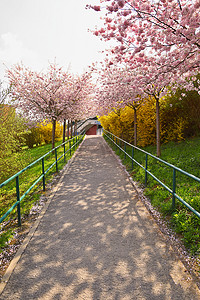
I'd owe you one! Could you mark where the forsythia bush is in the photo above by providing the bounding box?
[0,105,28,182]
[24,127,41,148]
[137,97,157,147]
[100,95,189,147]
[100,107,135,142]
[39,120,63,144]
[24,120,63,148]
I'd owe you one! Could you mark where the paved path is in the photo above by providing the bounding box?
[0,136,199,299]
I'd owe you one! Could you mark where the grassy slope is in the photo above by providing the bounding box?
[0,138,79,249]
[105,135,200,256]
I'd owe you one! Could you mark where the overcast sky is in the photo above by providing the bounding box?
[0,0,111,83]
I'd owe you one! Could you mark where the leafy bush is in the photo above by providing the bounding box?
[38,120,63,145]
[0,104,30,182]
[24,127,41,148]
[100,87,200,148]
[24,120,63,148]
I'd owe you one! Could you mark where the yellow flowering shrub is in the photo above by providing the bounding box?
[137,97,156,147]
[38,120,63,144]
[100,108,135,141]
[99,95,186,147]
[161,117,187,143]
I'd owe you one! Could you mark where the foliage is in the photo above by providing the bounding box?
[7,63,93,148]
[0,105,26,155]
[90,1,200,156]
[0,229,14,251]
[24,127,41,149]
[100,92,196,147]
[38,120,63,144]
[136,97,156,147]
[24,121,63,148]
[0,104,30,182]
[0,108,62,183]
[163,87,200,139]
[90,0,200,92]
[99,107,135,141]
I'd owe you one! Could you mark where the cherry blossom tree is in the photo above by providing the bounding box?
[7,63,93,148]
[88,0,200,82]
[87,0,200,156]
[93,63,140,145]
[61,72,94,139]
[94,54,173,156]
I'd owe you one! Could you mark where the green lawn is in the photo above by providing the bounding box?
[105,135,200,256]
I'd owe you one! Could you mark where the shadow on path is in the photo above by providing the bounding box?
[0,136,199,299]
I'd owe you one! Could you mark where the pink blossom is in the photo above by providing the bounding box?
[92,5,101,11]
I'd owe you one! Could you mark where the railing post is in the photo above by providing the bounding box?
[172,168,176,209]
[69,140,71,156]
[132,146,134,170]
[124,142,126,159]
[64,143,66,163]
[16,176,21,226]
[145,154,148,186]
[42,158,45,191]
[55,148,58,172]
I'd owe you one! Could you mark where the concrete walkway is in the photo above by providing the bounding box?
[0,136,199,299]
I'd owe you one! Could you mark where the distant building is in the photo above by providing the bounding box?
[77,117,102,135]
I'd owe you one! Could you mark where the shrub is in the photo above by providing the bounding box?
[38,120,63,144]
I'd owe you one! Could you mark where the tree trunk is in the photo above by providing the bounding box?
[74,120,77,136]
[70,120,73,139]
[66,120,69,139]
[134,107,137,147]
[156,98,161,157]
[52,118,56,149]
[73,121,75,136]
[62,119,66,143]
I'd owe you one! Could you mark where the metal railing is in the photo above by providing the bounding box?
[103,129,200,219]
[0,133,85,226]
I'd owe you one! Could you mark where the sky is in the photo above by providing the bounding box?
[0,0,111,84]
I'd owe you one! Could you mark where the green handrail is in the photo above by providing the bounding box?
[0,132,85,226]
[103,129,200,219]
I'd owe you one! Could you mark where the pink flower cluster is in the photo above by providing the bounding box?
[88,0,200,98]
[7,63,95,123]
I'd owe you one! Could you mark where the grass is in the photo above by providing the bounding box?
[104,135,200,256]
[0,136,83,250]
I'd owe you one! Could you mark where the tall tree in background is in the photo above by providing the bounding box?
[94,64,141,145]
[88,0,200,83]
[94,59,170,156]
[7,63,93,148]
[88,0,200,156]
